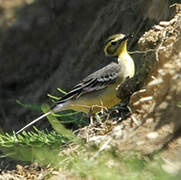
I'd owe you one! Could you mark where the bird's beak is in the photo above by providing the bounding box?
[123,33,133,40]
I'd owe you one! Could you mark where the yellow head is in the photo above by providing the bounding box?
[104,34,131,58]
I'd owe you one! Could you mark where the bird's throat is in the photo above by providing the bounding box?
[118,51,135,78]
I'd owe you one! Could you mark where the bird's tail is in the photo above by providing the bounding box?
[16,111,52,134]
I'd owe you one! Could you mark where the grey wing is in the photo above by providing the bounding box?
[55,62,121,103]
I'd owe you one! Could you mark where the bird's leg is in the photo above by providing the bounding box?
[100,100,108,115]
[99,103,109,122]
[88,107,95,125]
[95,102,109,123]
[88,104,108,125]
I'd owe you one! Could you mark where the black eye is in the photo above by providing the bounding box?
[111,41,117,46]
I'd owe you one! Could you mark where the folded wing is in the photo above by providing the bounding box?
[55,62,122,104]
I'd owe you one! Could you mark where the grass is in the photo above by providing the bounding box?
[0,133,180,179]
[0,115,180,179]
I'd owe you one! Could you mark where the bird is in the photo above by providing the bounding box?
[16,33,135,134]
